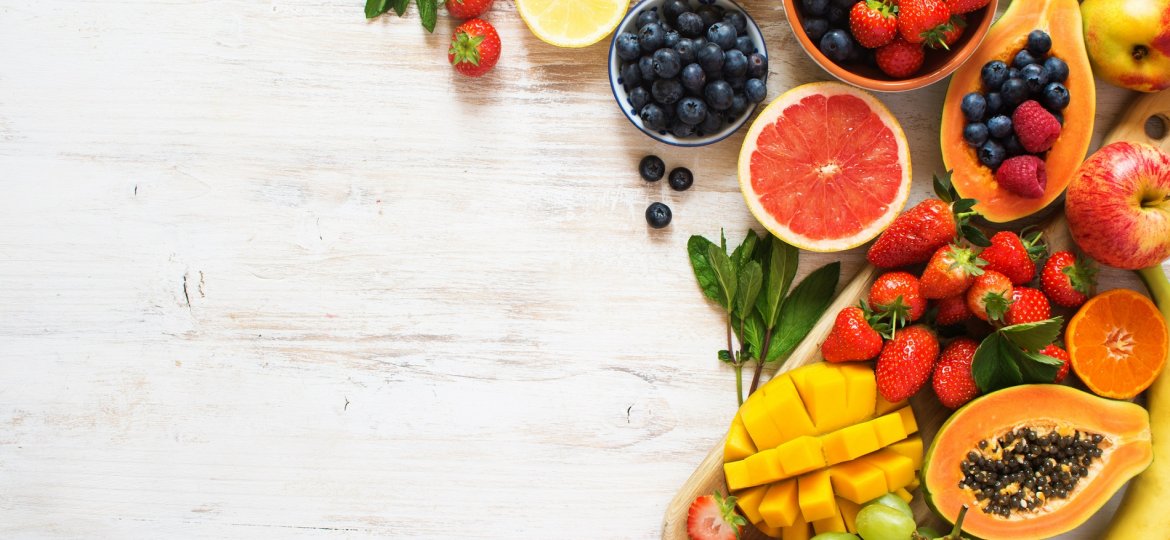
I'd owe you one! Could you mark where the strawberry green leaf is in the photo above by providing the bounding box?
[767,262,840,361]
[1017,349,1063,383]
[1000,317,1063,351]
[417,0,437,32]
[973,333,1023,392]
[758,236,798,330]
[707,243,738,312]
[687,235,721,304]
[365,0,390,18]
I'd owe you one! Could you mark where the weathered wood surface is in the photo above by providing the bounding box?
[0,0,1162,537]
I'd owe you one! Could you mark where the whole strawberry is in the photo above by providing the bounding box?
[850,0,899,49]
[966,270,1013,322]
[867,173,986,268]
[919,244,986,299]
[945,0,989,15]
[870,271,927,328]
[875,37,926,77]
[928,14,966,50]
[1004,286,1051,325]
[446,0,494,19]
[448,19,500,77]
[933,337,980,408]
[981,230,1045,285]
[876,325,940,402]
[1040,343,1071,383]
[936,294,973,326]
[1041,251,1097,308]
[897,0,953,46]
[687,492,745,540]
[823,306,887,363]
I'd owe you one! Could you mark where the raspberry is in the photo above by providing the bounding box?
[1011,100,1062,153]
[996,155,1047,198]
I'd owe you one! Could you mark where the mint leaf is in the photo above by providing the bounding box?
[739,313,765,359]
[734,260,762,321]
[417,0,437,31]
[366,0,390,18]
[1018,349,1062,383]
[718,350,733,363]
[687,236,720,304]
[731,230,759,273]
[767,262,840,361]
[707,243,737,311]
[758,237,798,330]
[1000,317,1063,351]
[973,333,1023,392]
[392,0,410,15]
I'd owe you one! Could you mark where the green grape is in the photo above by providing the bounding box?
[916,526,942,538]
[855,504,916,540]
[809,533,859,540]
[863,493,913,518]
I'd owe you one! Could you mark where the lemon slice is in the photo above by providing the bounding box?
[516,0,630,48]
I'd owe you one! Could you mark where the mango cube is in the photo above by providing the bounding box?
[745,448,786,486]
[870,411,910,447]
[762,375,817,442]
[828,459,889,504]
[895,405,918,435]
[859,449,917,491]
[821,422,881,465]
[774,435,826,477]
[759,479,800,528]
[797,469,837,522]
[894,487,914,504]
[781,515,811,540]
[811,506,847,535]
[756,521,782,539]
[724,460,752,491]
[724,414,758,463]
[741,392,785,450]
[875,393,907,415]
[838,363,878,423]
[886,435,924,469]
[790,363,849,432]
[734,484,769,525]
[836,497,861,533]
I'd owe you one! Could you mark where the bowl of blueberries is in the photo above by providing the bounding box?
[609,0,769,146]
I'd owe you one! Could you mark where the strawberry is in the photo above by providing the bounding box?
[822,305,889,363]
[1004,286,1051,326]
[875,37,926,78]
[927,15,966,50]
[446,0,494,19]
[1040,251,1097,308]
[850,0,899,49]
[870,272,927,330]
[1040,343,1071,383]
[919,244,986,299]
[965,270,1013,322]
[945,0,989,14]
[867,173,988,268]
[897,0,953,46]
[687,492,746,540]
[932,337,980,408]
[936,294,973,326]
[876,325,940,402]
[981,230,1045,285]
[448,19,501,78]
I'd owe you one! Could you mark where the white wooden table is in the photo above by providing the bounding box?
[0,1,1163,537]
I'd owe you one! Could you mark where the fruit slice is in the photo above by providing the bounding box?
[738,81,912,252]
[1067,289,1169,398]
[940,0,1095,223]
[515,0,628,48]
[923,385,1153,539]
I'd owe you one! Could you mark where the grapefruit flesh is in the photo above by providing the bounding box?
[738,82,912,252]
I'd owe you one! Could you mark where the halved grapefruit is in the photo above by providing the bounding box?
[738,82,912,252]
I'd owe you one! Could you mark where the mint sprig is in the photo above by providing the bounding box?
[366,0,438,32]
[972,317,1064,392]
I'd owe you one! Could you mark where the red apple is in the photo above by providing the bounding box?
[1066,141,1170,270]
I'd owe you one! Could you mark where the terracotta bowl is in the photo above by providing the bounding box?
[782,0,999,92]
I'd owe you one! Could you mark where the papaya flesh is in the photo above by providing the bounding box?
[922,385,1151,540]
[940,0,1095,224]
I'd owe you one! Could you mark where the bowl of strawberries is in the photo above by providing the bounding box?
[783,0,999,92]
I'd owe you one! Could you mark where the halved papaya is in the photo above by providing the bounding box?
[922,385,1152,539]
[940,0,1095,224]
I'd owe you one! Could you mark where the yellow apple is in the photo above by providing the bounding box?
[1082,0,1170,92]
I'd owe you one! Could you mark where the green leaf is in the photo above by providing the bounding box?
[1000,317,1063,351]
[718,350,733,363]
[721,228,728,252]
[687,236,721,304]
[391,0,410,15]
[734,261,763,321]
[767,262,840,361]
[1018,349,1062,383]
[731,230,759,273]
[740,313,765,359]
[707,243,737,311]
[365,0,390,18]
[417,0,437,31]
[973,333,1023,392]
[758,237,798,330]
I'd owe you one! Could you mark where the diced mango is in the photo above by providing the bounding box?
[875,393,907,416]
[762,375,817,442]
[907,477,921,491]
[756,521,782,538]
[894,405,918,435]
[828,459,890,504]
[797,469,837,522]
[811,506,847,535]
[741,392,785,450]
[790,364,850,432]
[885,435,924,469]
[859,449,917,491]
[725,414,758,463]
[837,363,878,423]
[745,448,786,487]
[821,422,881,465]
[836,497,861,533]
[774,435,826,477]
[781,515,811,540]
[894,487,913,504]
[759,479,800,529]
[870,411,910,447]
[735,484,769,525]
[725,460,753,491]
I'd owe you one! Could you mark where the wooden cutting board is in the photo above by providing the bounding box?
[662,88,1170,540]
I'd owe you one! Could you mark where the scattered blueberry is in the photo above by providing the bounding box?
[1001,78,1028,106]
[985,92,1003,116]
[707,22,737,50]
[987,115,1013,138]
[635,9,658,29]
[1012,49,1038,69]
[639,155,665,181]
[674,38,697,64]
[964,122,989,147]
[802,18,830,43]
[668,167,694,191]
[645,202,672,228]
[1044,56,1068,83]
[981,60,1009,90]
[621,62,642,91]
[640,22,666,52]
[724,11,747,34]
[1020,63,1049,94]
[1042,82,1070,111]
[745,78,766,103]
[616,33,641,61]
[802,0,830,16]
[961,92,987,122]
[705,80,734,110]
[680,63,706,92]
[1026,30,1051,56]
[663,0,691,24]
[652,78,684,104]
[677,97,707,125]
[723,49,748,77]
[820,29,853,63]
[676,12,704,38]
[629,86,650,112]
[653,47,682,78]
[697,42,725,73]
[747,53,768,78]
[978,140,1007,170]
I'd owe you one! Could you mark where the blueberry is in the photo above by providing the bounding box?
[832,0,859,7]
[635,9,658,29]
[985,92,1003,116]
[640,22,666,52]
[724,11,748,34]
[640,103,668,131]
[987,115,1013,138]
[736,35,754,55]
[1008,67,1020,79]
[620,61,641,91]
[707,22,737,50]
[1002,134,1024,156]
[723,49,748,77]
[745,78,766,103]
[676,12,704,38]
[697,42,725,73]
[980,60,1009,91]
[964,122,989,147]
[801,0,830,16]
[802,18,830,43]
[670,119,696,138]
[674,38,697,64]
[680,63,706,92]
[1013,49,1038,69]
[747,53,768,78]
[639,155,666,181]
[1044,56,1068,83]
[616,33,641,61]
[638,56,657,83]
[677,96,708,125]
[663,0,691,25]
[978,140,1007,170]
[848,44,872,65]
[1026,30,1051,56]
[726,75,747,90]
[629,86,651,113]
[652,78,684,105]
[668,167,694,191]
[663,29,681,48]
[692,36,707,49]
[645,202,672,228]
[699,110,723,134]
[1001,78,1028,106]
[819,29,853,63]
[1041,82,1070,111]
[827,5,848,24]
[1020,63,1049,94]
[1052,110,1064,126]
[961,92,987,122]
[705,80,734,110]
[728,94,749,118]
[653,48,682,78]
[696,5,724,28]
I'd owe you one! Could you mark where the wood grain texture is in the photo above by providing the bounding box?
[0,0,1164,538]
